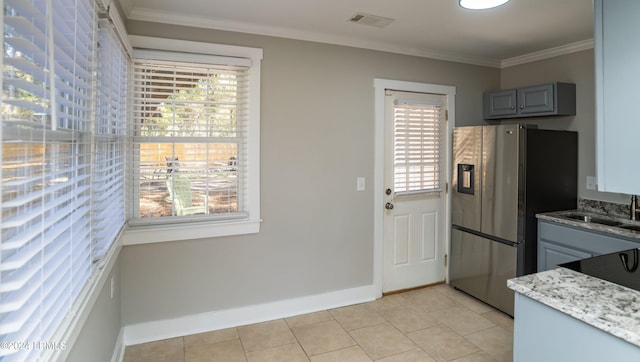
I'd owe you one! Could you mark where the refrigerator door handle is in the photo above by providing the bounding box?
[451,224,519,247]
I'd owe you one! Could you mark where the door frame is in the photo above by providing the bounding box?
[373,79,456,298]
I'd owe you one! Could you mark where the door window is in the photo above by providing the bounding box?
[393,101,443,194]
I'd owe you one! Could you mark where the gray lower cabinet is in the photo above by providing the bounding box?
[513,293,640,361]
[537,220,640,272]
[538,241,591,270]
[483,82,575,120]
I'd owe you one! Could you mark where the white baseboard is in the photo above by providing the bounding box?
[123,284,377,346]
[111,328,125,362]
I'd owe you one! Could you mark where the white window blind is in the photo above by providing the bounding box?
[93,19,127,262]
[393,101,443,194]
[1,0,126,360]
[130,56,249,222]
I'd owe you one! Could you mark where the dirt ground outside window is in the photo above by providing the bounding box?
[138,176,237,218]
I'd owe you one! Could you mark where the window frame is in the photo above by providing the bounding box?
[121,36,263,245]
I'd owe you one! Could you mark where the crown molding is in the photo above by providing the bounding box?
[127,6,593,69]
[501,39,594,68]
[127,7,503,68]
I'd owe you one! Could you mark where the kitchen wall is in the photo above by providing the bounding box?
[500,49,629,205]
[120,20,500,328]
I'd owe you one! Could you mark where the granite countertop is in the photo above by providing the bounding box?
[508,267,640,346]
[537,209,640,240]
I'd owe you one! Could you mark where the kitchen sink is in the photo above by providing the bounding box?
[587,218,622,227]
[564,213,622,227]
[619,225,640,233]
[564,213,593,222]
[557,212,640,235]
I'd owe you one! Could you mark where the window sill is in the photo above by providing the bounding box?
[121,218,261,245]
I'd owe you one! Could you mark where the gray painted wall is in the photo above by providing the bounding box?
[120,20,500,326]
[500,49,629,205]
[66,257,121,362]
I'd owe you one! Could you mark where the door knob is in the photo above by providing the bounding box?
[385,202,394,210]
[385,188,392,195]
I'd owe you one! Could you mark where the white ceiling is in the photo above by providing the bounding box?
[118,0,594,68]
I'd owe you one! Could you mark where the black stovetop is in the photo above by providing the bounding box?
[560,248,640,292]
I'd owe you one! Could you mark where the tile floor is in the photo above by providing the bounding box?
[123,284,514,362]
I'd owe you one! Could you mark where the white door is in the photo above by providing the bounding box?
[383,90,447,293]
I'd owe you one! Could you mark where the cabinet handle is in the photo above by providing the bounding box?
[510,106,515,110]
[520,105,525,109]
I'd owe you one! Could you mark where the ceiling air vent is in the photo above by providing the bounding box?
[348,13,395,28]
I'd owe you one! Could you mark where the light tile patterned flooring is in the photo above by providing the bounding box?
[124,284,514,362]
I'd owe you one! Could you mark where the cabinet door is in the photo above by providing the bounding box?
[484,89,517,118]
[518,83,554,115]
[538,240,592,272]
[595,0,640,194]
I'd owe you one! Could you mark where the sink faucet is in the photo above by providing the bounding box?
[631,195,639,221]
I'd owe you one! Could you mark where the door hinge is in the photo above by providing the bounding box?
[445,182,449,193]
[445,109,449,121]
[444,254,448,267]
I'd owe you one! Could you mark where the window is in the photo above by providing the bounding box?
[93,18,128,260]
[393,101,443,194]
[124,37,262,243]
[131,58,246,219]
[1,1,126,360]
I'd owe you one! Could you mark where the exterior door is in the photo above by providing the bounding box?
[383,90,447,292]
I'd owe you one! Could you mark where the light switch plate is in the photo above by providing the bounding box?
[586,176,597,191]
[357,177,365,191]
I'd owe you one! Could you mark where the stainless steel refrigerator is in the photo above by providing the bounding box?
[450,124,577,316]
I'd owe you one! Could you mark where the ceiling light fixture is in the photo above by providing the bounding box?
[459,0,510,10]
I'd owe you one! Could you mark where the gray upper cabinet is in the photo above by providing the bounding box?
[518,84,555,115]
[483,82,576,120]
[484,89,517,118]
[595,0,640,194]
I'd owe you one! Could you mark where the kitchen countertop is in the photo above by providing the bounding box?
[537,210,640,240]
[508,267,640,347]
